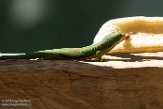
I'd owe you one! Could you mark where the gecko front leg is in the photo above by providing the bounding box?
[95,50,105,61]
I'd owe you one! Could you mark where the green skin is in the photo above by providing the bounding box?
[0,32,125,60]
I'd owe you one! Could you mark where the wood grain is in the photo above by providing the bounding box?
[0,52,163,109]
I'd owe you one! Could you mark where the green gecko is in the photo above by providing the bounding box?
[0,32,125,60]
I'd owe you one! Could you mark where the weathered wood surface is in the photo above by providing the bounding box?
[0,52,163,109]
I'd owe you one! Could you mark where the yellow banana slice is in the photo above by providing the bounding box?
[93,16,163,53]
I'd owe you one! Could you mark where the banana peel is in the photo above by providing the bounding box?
[93,16,163,53]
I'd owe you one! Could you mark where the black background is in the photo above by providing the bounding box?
[0,0,163,52]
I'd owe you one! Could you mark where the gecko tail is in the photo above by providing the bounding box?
[0,52,59,60]
[0,53,41,60]
[0,53,28,60]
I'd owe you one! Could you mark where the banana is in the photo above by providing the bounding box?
[93,16,163,53]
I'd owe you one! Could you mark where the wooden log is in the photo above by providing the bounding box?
[0,52,163,109]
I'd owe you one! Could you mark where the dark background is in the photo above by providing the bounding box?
[0,0,163,53]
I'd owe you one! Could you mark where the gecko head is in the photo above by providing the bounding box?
[103,32,126,44]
